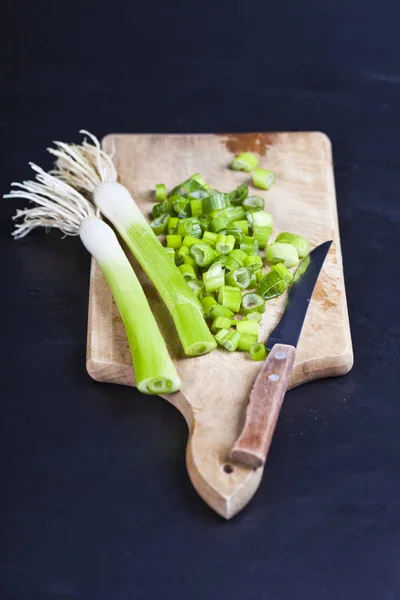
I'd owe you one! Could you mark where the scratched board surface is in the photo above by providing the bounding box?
[85,133,353,518]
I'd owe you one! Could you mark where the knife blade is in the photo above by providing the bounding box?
[230,240,333,469]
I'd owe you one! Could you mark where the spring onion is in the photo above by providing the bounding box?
[178,218,202,238]
[150,213,170,235]
[203,261,225,292]
[275,232,310,259]
[240,236,259,256]
[172,195,191,218]
[178,263,197,280]
[166,234,182,249]
[168,217,180,234]
[266,242,299,268]
[218,285,242,313]
[175,245,189,265]
[201,295,218,315]
[226,227,244,243]
[252,168,276,190]
[187,279,205,297]
[95,183,216,356]
[230,183,249,205]
[211,316,232,333]
[208,304,235,319]
[238,333,258,352]
[190,243,217,267]
[246,311,262,323]
[271,263,293,284]
[190,199,203,217]
[183,255,198,271]
[155,183,167,201]
[257,270,287,300]
[250,343,267,361]
[225,267,251,290]
[152,202,173,218]
[219,255,242,272]
[244,254,263,273]
[215,329,241,352]
[182,235,201,248]
[203,193,230,214]
[243,196,264,212]
[164,247,175,261]
[241,292,266,314]
[202,231,217,246]
[237,319,259,336]
[210,214,229,233]
[215,234,235,254]
[229,249,247,265]
[230,152,259,172]
[232,220,249,235]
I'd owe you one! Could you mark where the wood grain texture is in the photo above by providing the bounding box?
[86,132,353,519]
[230,344,296,470]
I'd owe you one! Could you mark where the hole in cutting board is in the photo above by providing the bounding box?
[223,463,234,474]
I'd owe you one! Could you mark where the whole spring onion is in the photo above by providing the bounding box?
[250,343,268,361]
[266,242,299,268]
[275,232,310,259]
[5,149,181,394]
[230,152,259,172]
[253,168,276,190]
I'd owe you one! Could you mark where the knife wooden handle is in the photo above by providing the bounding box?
[230,344,296,469]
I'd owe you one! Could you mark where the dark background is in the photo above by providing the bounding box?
[1,0,400,598]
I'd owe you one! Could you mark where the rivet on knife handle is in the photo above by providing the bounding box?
[230,343,296,469]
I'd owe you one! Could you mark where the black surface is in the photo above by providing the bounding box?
[1,1,400,598]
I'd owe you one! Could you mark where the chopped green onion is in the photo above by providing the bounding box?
[188,188,209,201]
[190,173,206,186]
[210,214,229,233]
[215,328,241,352]
[230,183,249,205]
[252,168,276,190]
[80,218,180,394]
[166,234,182,248]
[203,193,230,214]
[257,270,287,300]
[225,267,251,290]
[243,196,264,212]
[241,292,265,314]
[178,218,202,238]
[219,255,243,272]
[152,202,173,218]
[250,343,267,361]
[187,279,205,297]
[198,216,210,232]
[203,261,225,292]
[215,233,235,254]
[208,304,234,319]
[182,235,201,248]
[266,242,299,268]
[178,263,197,280]
[244,255,263,273]
[190,199,203,217]
[231,152,259,172]
[246,311,262,323]
[171,195,191,218]
[218,285,242,313]
[256,269,263,283]
[183,255,198,271]
[202,231,218,246]
[211,316,232,333]
[222,206,246,222]
[95,183,216,357]
[199,291,213,300]
[229,249,247,264]
[240,236,259,256]
[237,319,259,336]
[150,213,170,235]
[232,220,249,235]
[249,271,258,288]
[237,333,258,352]
[175,245,190,265]
[190,243,217,267]
[248,210,273,231]
[275,232,310,259]
[155,183,167,202]
[271,263,293,284]
[225,227,244,243]
[164,247,175,261]
[168,217,180,234]
[201,295,218,315]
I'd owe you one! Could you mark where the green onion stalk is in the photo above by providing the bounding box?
[4,147,181,394]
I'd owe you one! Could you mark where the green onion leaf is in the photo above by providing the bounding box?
[178,218,202,238]
[150,213,170,235]
[275,232,310,259]
[266,242,299,268]
[152,202,173,218]
[271,263,293,284]
[256,270,287,300]
[230,183,249,205]
[243,196,264,212]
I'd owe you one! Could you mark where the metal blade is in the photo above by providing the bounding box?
[266,240,332,350]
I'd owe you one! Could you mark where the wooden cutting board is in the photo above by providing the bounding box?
[86,132,353,519]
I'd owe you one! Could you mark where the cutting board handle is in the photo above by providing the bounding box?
[230,344,296,469]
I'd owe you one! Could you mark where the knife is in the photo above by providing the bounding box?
[230,240,333,469]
